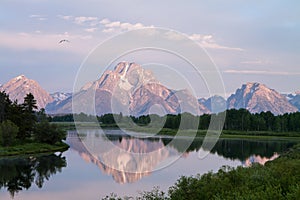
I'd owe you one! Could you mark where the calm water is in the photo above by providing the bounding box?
[0,129,297,199]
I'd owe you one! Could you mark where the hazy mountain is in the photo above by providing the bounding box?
[50,92,72,102]
[227,82,298,115]
[50,62,208,116]
[199,95,227,113]
[45,92,72,113]
[0,75,53,109]
[284,93,300,111]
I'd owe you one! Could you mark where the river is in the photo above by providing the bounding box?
[0,129,296,199]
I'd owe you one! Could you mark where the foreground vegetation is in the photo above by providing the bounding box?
[0,142,68,157]
[102,144,300,200]
[0,92,68,156]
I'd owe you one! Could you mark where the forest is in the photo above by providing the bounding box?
[0,91,66,148]
[52,109,300,133]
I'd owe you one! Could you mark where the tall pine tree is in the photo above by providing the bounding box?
[20,93,38,140]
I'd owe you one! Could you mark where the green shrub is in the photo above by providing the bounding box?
[0,120,19,146]
[34,121,66,145]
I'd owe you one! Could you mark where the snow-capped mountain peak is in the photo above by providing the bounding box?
[0,75,53,109]
[227,82,297,115]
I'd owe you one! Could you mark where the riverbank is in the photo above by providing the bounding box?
[102,143,300,199]
[52,122,300,140]
[167,143,300,199]
[0,142,69,157]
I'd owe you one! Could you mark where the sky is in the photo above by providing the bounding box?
[0,0,300,96]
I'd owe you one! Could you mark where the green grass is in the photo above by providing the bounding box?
[125,126,300,139]
[0,142,69,157]
[51,121,107,130]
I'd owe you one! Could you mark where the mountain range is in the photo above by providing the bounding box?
[1,62,299,115]
[46,62,208,116]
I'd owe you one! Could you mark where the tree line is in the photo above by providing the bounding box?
[0,91,66,147]
[52,109,300,132]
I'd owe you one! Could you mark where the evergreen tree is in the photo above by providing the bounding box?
[0,91,11,123]
[20,93,38,140]
[34,121,66,145]
[0,120,19,146]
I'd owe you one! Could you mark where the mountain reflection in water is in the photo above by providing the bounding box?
[67,130,177,184]
[67,129,296,184]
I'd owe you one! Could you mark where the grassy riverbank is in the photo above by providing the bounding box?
[0,142,69,157]
[102,143,300,199]
[124,126,300,139]
[169,143,300,199]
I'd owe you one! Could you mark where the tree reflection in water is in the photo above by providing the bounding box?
[0,153,67,198]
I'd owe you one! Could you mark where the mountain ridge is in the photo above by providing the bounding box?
[1,64,299,115]
[51,62,208,116]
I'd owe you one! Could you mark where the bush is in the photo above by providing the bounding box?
[0,120,19,146]
[34,121,66,145]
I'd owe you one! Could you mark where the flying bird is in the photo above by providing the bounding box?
[59,39,70,44]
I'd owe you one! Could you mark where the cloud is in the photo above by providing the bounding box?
[100,18,154,33]
[100,18,110,24]
[59,15,99,26]
[62,16,241,52]
[102,28,114,33]
[57,15,73,20]
[162,31,243,51]
[29,14,43,18]
[84,28,97,33]
[223,69,300,75]
[163,31,188,41]
[38,18,47,21]
[74,16,98,25]
[241,60,272,65]
[29,14,47,21]
[29,15,243,54]
[188,34,243,51]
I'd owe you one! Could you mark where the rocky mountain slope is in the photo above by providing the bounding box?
[0,75,53,109]
[49,62,208,116]
[227,82,298,115]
